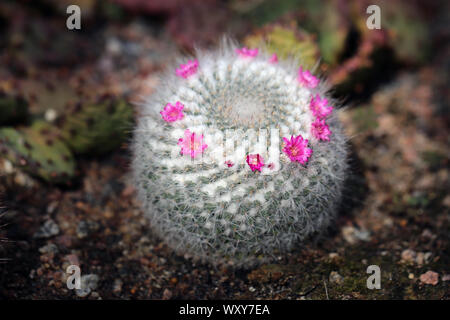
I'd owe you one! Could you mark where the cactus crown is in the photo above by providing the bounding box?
[132,40,348,267]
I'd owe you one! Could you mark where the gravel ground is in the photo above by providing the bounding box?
[0,1,448,300]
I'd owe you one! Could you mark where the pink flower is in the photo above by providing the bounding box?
[282,135,312,164]
[225,160,234,168]
[178,129,207,159]
[297,67,319,88]
[246,154,264,172]
[310,94,333,119]
[160,101,185,122]
[236,47,258,58]
[175,60,198,78]
[311,118,332,141]
[269,53,278,63]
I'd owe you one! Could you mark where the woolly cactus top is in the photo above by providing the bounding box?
[132,40,348,267]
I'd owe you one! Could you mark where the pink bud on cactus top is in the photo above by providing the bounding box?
[297,67,319,88]
[176,60,199,78]
[269,53,278,63]
[236,47,259,58]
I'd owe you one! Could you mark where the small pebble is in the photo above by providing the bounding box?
[416,252,432,266]
[342,226,371,244]
[329,271,344,284]
[76,220,100,239]
[44,109,57,122]
[3,160,13,174]
[33,220,60,239]
[39,243,58,254]
[113,279,123,293]
[75,274,100,298]
[328,252,339,260]
[421,229,434,239]
[162,288,172,300]
[419,271,439,285]
[401,249,416,263]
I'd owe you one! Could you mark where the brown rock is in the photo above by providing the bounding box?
[419,271,439,285]
[401,249,416,263]
[162,288,173,300]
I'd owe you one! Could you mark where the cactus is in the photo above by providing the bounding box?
[244,24,320,70]
[132,40,348,267]
[239,0,348,66]
[0,121,75,183]
[311,0,349,66]
[58,97,133,155]
[0,91,28,126]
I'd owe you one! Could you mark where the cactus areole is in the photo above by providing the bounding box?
[132,41,348,267]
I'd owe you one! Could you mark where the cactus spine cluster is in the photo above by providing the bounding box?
[132,40,348,267]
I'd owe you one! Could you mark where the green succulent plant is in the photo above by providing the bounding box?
[0,121,75,183]
[58,97,133,155]
[244,24,320,69]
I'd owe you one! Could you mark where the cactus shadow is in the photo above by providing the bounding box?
[333,141,369,230]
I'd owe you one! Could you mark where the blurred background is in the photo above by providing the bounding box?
[0,0,448,299]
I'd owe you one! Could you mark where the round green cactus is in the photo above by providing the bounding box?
[132,41,348,267]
